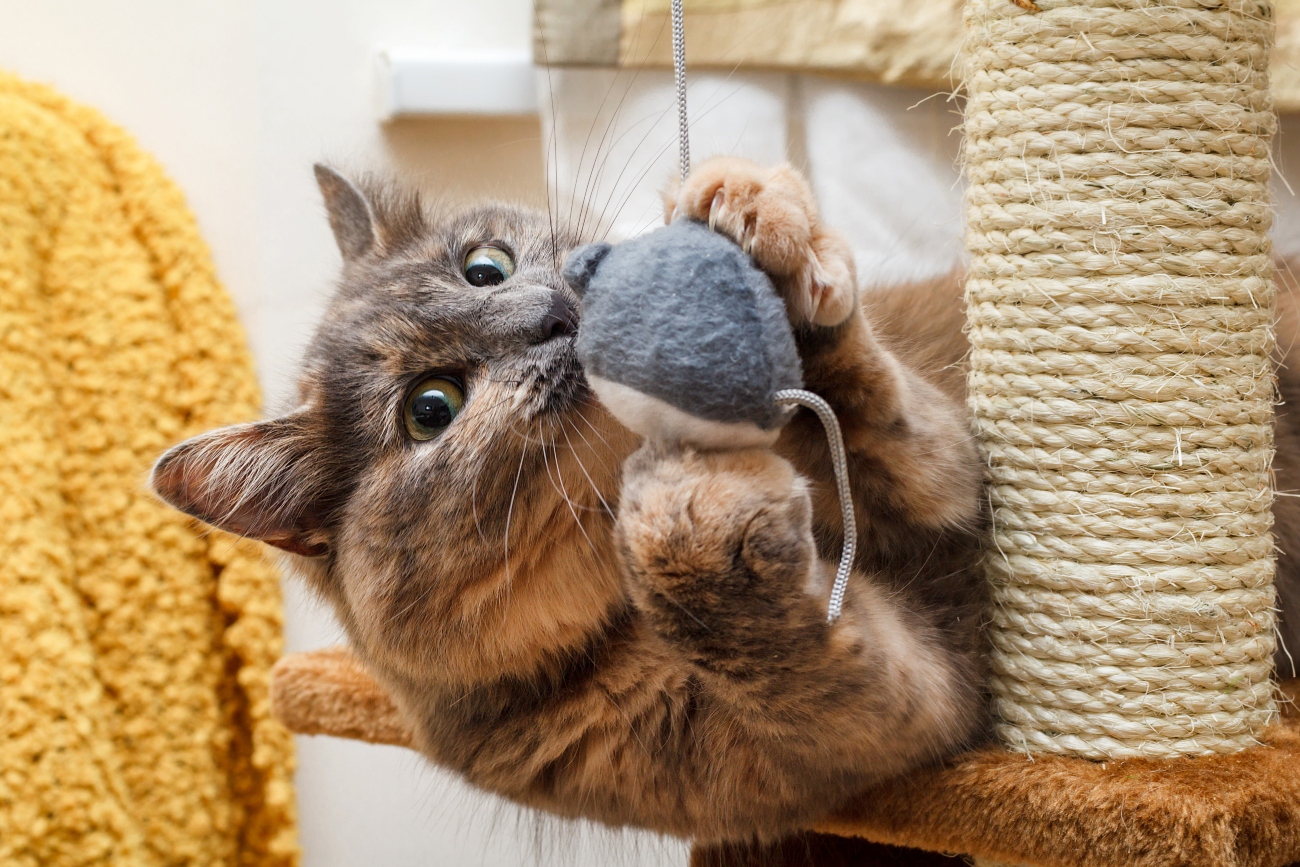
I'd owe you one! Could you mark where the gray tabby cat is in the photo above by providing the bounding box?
[150,156,1300,846]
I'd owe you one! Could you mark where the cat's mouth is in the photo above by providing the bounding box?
[518,332,589,420]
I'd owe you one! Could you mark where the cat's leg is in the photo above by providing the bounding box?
[667,156,982,549]
[615,443,979,835]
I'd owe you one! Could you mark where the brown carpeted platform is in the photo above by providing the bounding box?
[270,649,1300,867]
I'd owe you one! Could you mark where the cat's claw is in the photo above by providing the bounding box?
[669,156,856,327]
[707,190,722,232]
[706,188,757,255]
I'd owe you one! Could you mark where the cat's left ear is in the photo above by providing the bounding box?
[315,163,378,261]
[151,410,334,557]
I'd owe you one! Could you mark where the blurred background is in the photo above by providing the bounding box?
[4,1,1300,865]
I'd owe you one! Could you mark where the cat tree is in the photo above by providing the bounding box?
[268,0,1300,863]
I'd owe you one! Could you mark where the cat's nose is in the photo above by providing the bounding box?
[534,290,579,342]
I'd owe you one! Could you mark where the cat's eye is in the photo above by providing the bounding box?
[463,245,515,287]
[404,376,465,441]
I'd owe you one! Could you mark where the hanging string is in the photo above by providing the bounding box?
[671,0,690,181]
[669,0,857,624]
[775,390,858,623]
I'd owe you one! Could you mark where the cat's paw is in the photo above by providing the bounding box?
[618,445,814,609]
[664,157,857,327]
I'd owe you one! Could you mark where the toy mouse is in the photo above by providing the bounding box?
[562,218,804,449]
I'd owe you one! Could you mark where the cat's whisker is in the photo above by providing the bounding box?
[576,413,621,465]
[598,73,757,241]
[575,66,661,241]
[541,422,601,555]
[536,32,561,264]
[560,416,616,519]
[559,15,665,241]
[575,99,679,242]
[594,125,679,240]
[560,411,610,467]
[569,405,618,456]
[567,67,636,241]
[498,422,557,626]
[499,436,530,587]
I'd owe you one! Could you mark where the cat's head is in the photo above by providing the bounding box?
[152,166,636,687]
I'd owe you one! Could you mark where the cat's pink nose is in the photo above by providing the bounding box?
[536,291,579,342]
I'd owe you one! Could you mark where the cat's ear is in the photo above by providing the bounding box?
[151,411,332,557]
[562,242,612,298]
[315,163,378,261]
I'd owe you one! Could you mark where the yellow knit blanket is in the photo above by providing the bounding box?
[0,72,298,866]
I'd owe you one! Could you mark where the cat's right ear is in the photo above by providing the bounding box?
[562,243,612,298]
[151,411,333,557]
[315,164,378,261]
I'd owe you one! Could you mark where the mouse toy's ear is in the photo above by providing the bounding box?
[314,163,378,262]
[561,242,613,297]
[150,410,334,557]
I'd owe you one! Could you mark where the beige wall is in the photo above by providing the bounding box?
[386,116,547,207]
[0,2,681,865]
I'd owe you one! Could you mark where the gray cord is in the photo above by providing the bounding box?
[671,0,689,182]
[775,389,857,623]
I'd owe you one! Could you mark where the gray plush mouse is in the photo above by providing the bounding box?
[563,219,803,448]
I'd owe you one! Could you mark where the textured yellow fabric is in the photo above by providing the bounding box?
[0,72,298,866]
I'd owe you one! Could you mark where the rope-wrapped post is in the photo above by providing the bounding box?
[964,0,1279,761]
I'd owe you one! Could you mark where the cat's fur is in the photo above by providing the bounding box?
[150,157,1299,844]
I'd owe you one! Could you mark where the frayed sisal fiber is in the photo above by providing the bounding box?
[0,71,298,865]
[963,0,1279,760]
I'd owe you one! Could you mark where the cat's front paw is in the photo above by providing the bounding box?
[617,445,816,637]
[665,157,857,327]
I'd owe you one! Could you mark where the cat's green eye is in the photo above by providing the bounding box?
[404,376,465,441]
[463,245,515,287]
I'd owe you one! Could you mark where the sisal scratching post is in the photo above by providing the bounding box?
[965,0,1279,767]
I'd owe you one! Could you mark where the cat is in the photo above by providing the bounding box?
[149,156,1299,845]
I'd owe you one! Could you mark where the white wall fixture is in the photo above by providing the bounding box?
[375,48,537,120]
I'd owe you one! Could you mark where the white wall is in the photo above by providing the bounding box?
[0,3,685,865]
